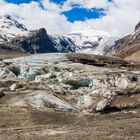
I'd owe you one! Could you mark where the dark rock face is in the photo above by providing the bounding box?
[135,22,140,31]
[7,28,76,53]
[9,28,58,53]
[28,28,57,53]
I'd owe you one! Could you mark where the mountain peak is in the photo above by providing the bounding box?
[68,27,111,52]
[0,14,28,31]
[0,14,28,42]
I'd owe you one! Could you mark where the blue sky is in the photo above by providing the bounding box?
[6,0,39,4]
[64,8,105,22]
[6,0,66,4]
[6,0,106,22]
[2,0,140,35]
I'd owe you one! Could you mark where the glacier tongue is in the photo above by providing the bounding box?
[93,36,120,55]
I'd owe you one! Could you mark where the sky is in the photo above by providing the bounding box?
[0,0,140,35]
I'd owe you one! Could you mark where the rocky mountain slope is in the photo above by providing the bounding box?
[104,22,140,61]
[0,15,77,53]
[69,22,140,61]
[0,14,140,61]
[7,28,77,53]
[0,14,114,54]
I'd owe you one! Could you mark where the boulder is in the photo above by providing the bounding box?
[96,99,109,112]
[10,83,18,91]
[7,66,20,76]
[0,68,16,78]
[77,94,93,109]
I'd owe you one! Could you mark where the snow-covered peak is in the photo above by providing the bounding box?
[0,15,117,55]
[49,34,77,52]
[67,27,111,52]
[69,27,110,37]
[0,15,28,31]
[0,14,28,43]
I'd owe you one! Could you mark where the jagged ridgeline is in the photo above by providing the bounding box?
[0,14,140,62]
[0,15,77,53]
[0,15,114,54]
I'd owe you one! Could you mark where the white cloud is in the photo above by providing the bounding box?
[63,0,109,10]
[0,0,140,36]
[0,0,5,4]
[71,0,140,36]
[41,0,62,13]
[0,0,72,34]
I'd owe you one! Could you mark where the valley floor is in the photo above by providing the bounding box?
[0,53,140,140]
[0,106,140,140]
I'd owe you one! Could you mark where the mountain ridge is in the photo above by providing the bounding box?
[0,14,140,61]
[0,14,111,54]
